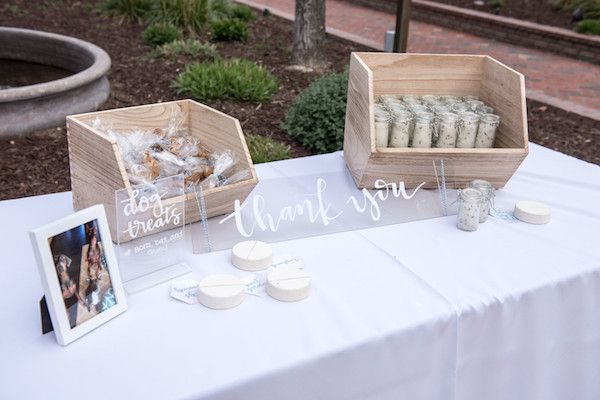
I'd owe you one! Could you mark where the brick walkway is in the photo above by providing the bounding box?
[239,0,600,120]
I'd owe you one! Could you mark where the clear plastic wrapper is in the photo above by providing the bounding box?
[90,109,248,193]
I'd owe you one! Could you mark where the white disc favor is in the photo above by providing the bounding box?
[514,201,551,225]
[197,274,245,310]
[231,241,273,271]
[266,267,310,302]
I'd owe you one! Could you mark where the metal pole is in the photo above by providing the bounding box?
[393,0,411,53]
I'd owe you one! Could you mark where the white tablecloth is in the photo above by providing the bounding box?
[1,143,599,400]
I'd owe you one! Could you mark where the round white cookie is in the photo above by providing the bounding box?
[197,274,245,310]
[231,240,273,271]
[514,201,551,225]
[266,267,310,302]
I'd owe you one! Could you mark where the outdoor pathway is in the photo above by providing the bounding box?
[239,0,600,120]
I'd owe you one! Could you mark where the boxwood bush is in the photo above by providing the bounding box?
[143,22,182,46]
[211,18,249,41]
[172,58,278,102]
[281,71,349,153]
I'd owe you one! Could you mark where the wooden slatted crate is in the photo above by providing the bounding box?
[67,99,258,241]
[343,52,528,189]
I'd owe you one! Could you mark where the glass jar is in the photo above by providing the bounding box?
[389,111,413,148]
[435,112,459,148]
[440,95,460,105]
[411,111,434,148]
[468,179,494,222]
[402,95,422,105]
[421,95,439,106]
[466,99,485,112]
[475,113,500,148]
[456,111,480,148]
[477,105,494,115]
[408,104,430,115]
[457,188,483,232]
[451,102,470,115]
[374,105,390,148]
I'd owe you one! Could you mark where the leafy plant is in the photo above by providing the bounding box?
[210,18,249,41]
[143,22,183,46]
[104,0,154,22]
[281,71,348,154]
[245,135,292,164]
[488,0,504,8]
[209,0,254,21]
[230,4,255,21]
[556,0,600,18]
[152,0,210,33]
[577,18,600,34]
[149,39,219,60]
[172,59,279,102]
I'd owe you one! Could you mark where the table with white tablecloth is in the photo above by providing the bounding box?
[1,143,599,400]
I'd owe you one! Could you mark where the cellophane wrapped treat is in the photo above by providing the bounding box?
[90,109,250,192]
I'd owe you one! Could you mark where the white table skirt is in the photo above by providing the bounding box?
[1,143,599,400]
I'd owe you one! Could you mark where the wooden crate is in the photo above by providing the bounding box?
[343,52,528,189]
[67,99,258,241]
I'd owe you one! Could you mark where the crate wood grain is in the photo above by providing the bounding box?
[343,52,529,189]
[67,99,258,242]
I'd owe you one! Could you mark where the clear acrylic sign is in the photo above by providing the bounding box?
[115,175,189,287]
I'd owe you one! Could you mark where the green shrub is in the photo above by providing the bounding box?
[281,71,348,154]
[149,39,219,60]
[104,0,154,21]
[210,18,248,41]
[143,22,183,46]
[152,0,210,33]
[229,4,255,21]
[488,0,504,8]
[558,0,600,18]
[246,135,292,164]
[577,19,600,34]
[172,59,278,102]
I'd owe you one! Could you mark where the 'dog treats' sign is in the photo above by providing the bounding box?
[114,175,186,282]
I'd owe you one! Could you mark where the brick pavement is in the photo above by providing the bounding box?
[238,0,600,120]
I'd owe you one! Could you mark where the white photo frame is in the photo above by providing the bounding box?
[30,204,127,346]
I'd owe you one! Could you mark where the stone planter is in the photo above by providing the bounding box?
[0,27,111,138]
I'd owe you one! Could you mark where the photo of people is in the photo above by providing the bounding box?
[49,219,117,329]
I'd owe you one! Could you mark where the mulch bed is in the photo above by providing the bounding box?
[0,0,598,201]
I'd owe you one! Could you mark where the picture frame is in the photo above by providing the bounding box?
[30,204,127,346]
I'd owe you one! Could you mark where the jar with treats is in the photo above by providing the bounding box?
[435,112,459,148]
[389,110,413,148]
[457,188,483,232]
[468,179,494,222]
[475,113,500,148]
[411,111,434,148]
[456,111,480,148]
[374,105,391,148]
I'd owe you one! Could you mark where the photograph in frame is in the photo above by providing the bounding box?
[30,205,127,346]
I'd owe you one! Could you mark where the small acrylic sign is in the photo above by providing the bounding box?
[114,175,188,285]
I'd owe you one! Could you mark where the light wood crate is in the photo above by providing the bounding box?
[343,53,528,189]
[67,99,258,242]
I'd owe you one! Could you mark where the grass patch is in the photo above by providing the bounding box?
[210,18,248,41]
[173,58,278,102]
[245,135,292,164]
[149,39,219,60]
[143,22,182,46]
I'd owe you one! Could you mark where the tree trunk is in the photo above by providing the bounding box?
[292,0,326,69]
